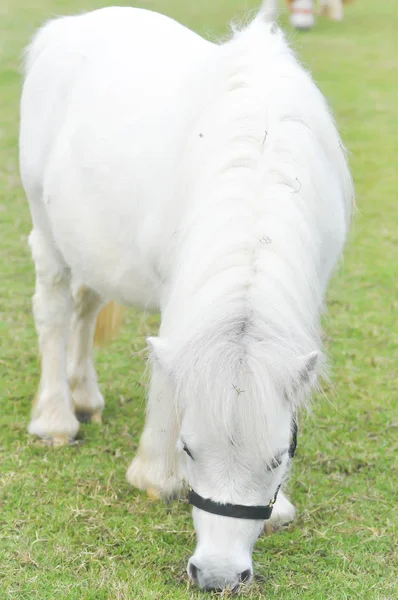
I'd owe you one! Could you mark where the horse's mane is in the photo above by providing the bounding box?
[168,312,320,459]
[160,14,353,456]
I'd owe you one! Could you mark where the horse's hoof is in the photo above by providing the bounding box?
[90,411,102,424]
[127,458,165,498]
[75,411,91,423]
[264,521,292,535]
[127,455,183,499]
[28,406,80,443]
[147,487,160,500]
[264,522,275,536]
[52,434,70,446]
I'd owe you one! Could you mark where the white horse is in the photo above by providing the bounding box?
[20,4,352,592]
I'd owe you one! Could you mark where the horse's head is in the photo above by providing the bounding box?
[179,399,296,591]
[149,333,318,591]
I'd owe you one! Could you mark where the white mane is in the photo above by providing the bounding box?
[159,15,353,455]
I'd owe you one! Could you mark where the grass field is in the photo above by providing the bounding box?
[1,0,397,598]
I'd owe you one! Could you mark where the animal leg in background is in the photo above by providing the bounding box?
[262,0,346,28]
[319,0,343,21]
[288,0,315,30]
[28,229,79,444]
[67,284,104,423]
[261,0,279,20]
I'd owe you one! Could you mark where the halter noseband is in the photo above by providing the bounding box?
[188,419,298,521]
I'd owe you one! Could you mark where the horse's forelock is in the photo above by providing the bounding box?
[168,315,319,459]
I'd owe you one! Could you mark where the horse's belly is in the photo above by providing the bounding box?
[43,84,187,308]
[70,252,162,312]
[44,138,172,310]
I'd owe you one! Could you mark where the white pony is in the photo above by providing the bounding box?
[20,4,352,592]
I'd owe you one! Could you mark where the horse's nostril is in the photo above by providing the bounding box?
[239,568,252,583]
[188,562,199,582]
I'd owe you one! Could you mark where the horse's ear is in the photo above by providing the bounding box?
[147,336,168,365]
[285,351,319,406]
[298,351,318,383]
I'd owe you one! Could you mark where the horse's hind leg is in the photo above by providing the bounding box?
[67,284,104,423]
[29,229,79,444]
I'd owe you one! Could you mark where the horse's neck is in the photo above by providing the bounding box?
[160,25,325,343]
[161,182,321,353]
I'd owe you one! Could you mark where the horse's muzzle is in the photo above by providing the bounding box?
[187,558,253,591]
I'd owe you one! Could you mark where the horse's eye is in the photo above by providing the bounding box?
[266,451,287,471]
[183,443,194,460]
[268,457,282,470]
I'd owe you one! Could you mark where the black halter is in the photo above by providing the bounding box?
[188,419,298,521]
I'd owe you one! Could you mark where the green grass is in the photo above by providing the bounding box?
[1,1,397,598]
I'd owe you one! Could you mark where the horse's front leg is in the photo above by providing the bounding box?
[127,364,183,498]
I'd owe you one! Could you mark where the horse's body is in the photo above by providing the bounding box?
[21,8,213,309]
[20,6,352,591]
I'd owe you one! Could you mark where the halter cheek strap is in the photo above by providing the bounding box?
[188,418,298,521]
[289,418,298,460]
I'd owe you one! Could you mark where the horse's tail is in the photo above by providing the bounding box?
[94,302,125,346]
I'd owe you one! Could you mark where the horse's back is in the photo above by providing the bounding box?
[20,8,351,307]
[20,7,214,305]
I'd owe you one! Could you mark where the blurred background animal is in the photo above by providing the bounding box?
[264,0,352,30]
